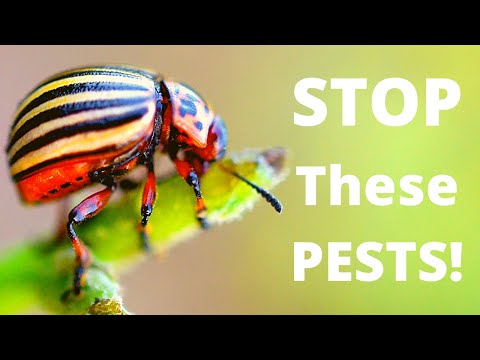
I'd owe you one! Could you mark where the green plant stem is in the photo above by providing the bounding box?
[0,148,287,315]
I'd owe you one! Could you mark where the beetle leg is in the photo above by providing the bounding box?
[174,159,210,229]
[188,171,209,229]
[65,177,117,296]
[139,160,157,252]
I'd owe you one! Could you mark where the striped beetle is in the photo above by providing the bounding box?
[6,65,282,296]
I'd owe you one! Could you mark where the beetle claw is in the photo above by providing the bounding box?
[198,217,210,229]
[138,222,153,254]
[60,285,83,303]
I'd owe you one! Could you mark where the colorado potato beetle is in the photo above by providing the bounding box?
[6,65,282,296]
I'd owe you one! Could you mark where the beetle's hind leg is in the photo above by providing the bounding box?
[64,175,117,296]
[138,160,157,252]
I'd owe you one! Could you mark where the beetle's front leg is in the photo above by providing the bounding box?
[174,159,209,229]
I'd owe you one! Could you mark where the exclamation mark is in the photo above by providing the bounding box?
[450,242,462,282]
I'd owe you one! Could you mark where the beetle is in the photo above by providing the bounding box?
[6,65,282,296]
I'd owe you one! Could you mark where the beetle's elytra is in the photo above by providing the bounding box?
[6,65,282,296]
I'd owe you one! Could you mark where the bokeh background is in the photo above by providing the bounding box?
[0,45,478,314]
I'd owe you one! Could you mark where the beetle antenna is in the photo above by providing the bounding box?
[219,165,283,213]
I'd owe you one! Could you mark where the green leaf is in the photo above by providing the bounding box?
[0,148,287,314]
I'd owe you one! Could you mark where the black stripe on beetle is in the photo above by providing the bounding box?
[95,66,158,79]
[13,82,152,128]
[32,69,146,93]
[9,106,149,166]
[8,96,152,151]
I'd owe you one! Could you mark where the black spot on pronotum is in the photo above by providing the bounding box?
[76,176,83,181]
[60,182,71,189]
[179,98,197,117]
[204,105,210,114]
[49,189,58,194]
[194,121,203,131]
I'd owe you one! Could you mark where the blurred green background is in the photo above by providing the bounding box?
[0,46,478,314]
